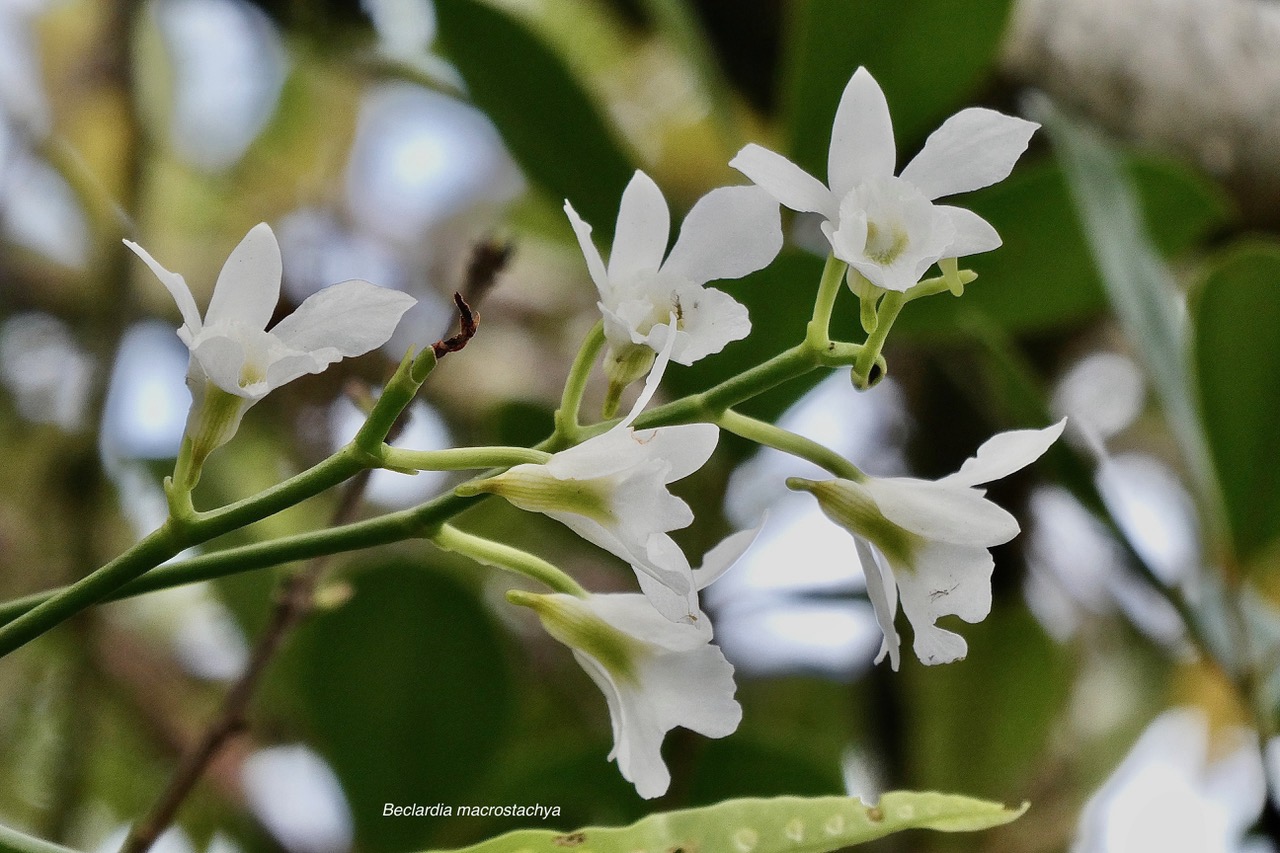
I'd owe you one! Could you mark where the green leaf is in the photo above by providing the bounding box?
[425,792,1028,852]
[1036,96,1221,515]
[0,823,79,853]
[893,154,1228,339]
[686,739,844,804]
[434,0,634,234]
[1193,241,1280,563]
[782,0,1016,177]
[279,560,515,852]
[905,607,1072,799]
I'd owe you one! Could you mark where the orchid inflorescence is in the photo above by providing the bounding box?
[97,67,1058,800]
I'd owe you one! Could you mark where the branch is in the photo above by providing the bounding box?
[123,415,399,853]
[430,239,510,360]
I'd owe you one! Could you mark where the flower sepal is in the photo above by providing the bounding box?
[506,589,641,681]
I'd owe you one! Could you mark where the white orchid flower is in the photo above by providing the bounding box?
[790,420,1065,668]
[125,223,416,470]
[730,67,1038,293]
[461,325,719,622]
[507,526,757,799]
[564,170,782,393]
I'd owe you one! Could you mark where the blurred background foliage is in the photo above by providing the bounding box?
[2,0,1280,851]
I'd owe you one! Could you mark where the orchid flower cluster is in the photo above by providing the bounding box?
[19,68,1061,803]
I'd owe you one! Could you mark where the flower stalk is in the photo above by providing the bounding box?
[433,525,586,596]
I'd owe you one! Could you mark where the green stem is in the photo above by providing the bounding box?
[852,291,905,389]
[905,267,977,303]
[0,349,436,658]
[166,436,199,521]
[717,409,864,481]
[0,526,183,657]
[553,321,606,441]
[805,254,848,351]
[0,322,868,630]
[432,524,586,596]
[382,445,551,471]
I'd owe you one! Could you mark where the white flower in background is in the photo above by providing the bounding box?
[789,420,1065,668]
[125,223,416,466]
[565,169,782,390]
[730,67,1037,293]
[507,527,757,799]
[461,331,719,622]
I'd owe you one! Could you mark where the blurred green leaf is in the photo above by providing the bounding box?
[782,0,1016,177]
[1038,97,1222,526]
[427,792,1028,852]
[1192,241,1280,564]
[434,0,634,235]
[460,741,647,842]
[0,823,77,853]
[687,739,843,804]
[282,560,514,852]
[906,607,1071,799]
[894,155,1228,339]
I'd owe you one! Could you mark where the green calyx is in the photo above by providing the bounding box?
[506,590,641,683]
[176,382,250,491]
[459,470,617,526]
[786,477,915,566]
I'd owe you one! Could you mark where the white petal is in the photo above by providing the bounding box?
[642,644,741,738]
[643,286,751,365]
[608,171,671,281]
[545,428,647,480]
[618,309,679,427]
[899,108,1038,201]
[662,185,782,284]
[907,621,968,667]
[263,346,333,388]
[564,201,610,295]
[585,591,702,651]
[894,542,994,665]
[189,335,249,397]
[941,419,1066,488]
[204,223,283,332]
[729,144,838,220]
[123,239,203,336]
[571,650,671,800]
[856,537,900,670]
[865,477,1019,546]
[635,567,699,624]
[550,511,690,598]
[828,67,896,198]
[612,465,696,537]
[937,205,1002,257]
[629,422,719,483]
[692,519,764,591]
[270,279,415,357]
